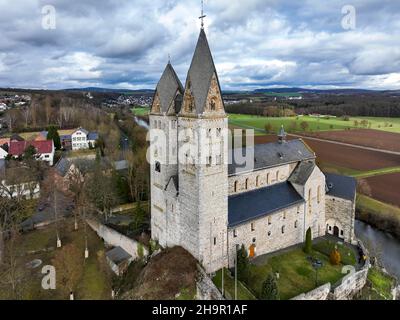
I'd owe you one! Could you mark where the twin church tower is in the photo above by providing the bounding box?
[149,27,229,272]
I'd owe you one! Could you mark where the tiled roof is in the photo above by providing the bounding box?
[88,132,98,140]
[325,173,356,201]
[9,140,53,156]
[228,182,304,227]
[229,139,315,175]
[288,160,316,185]
[106,246,131,265]
[0,137,10,147]
[154,62,184,114]
[183,29,223,115]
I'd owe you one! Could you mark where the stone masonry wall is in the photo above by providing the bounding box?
[325,195,355,243]
[291,283,331,300]
[86,218,149,260]
[227,204,305,267]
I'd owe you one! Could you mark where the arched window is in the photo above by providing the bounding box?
[234,181,238,192]
[245,178,249,190]
[210,98,216,111]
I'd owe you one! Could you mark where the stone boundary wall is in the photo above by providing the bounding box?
[196,265,225,300]
[86,218,149,260]
[291,283,331,300]
[330,240,370,300]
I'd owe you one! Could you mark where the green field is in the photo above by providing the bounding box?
[228,114,400,134]
[131,107,150,116]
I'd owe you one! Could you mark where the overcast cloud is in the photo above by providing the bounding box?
[0,0,399,90]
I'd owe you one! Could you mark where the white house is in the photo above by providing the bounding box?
[71,128,98,150]
[0,147,8,160]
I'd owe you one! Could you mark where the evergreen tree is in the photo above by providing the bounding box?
[46,125,61,149]
[237,244,250,283]
[304,227,312,254]
[260,273,279,300]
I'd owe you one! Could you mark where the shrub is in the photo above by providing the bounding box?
[303,227,312,254]
[237,244,250,283]
[330,248,341,265]
[260,273,279,300]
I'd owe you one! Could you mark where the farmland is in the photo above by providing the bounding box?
[131,107,150,116]
[253,134,400,171]
[361,173,400,207]
[304,129,400,152]
[229,114,400,134]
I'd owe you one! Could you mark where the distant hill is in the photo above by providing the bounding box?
[64,87,154,94]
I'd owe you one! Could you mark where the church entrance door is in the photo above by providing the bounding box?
[333,226,339,237]
[249,244,256,258]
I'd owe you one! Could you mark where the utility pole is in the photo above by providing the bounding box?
[235,248,237,300]
[221,230,224,297]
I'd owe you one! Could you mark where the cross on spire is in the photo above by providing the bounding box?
[199,0,206,29]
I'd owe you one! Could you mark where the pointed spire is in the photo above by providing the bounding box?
[152,62,183,114]
[278,125,287,143]
[183,28,223,115]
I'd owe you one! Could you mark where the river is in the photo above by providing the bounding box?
[355,220,400,280]
[134,116,149,130]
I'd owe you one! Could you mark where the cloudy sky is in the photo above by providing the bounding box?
[0,0,399,90]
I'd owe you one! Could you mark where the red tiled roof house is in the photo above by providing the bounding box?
[9,140,55,166]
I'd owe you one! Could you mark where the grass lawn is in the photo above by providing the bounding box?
[246,248,346,300]
[131,107,150,116]
[356,194,400,219]
[0,219,113,300]
[313,239,356,266]
[213,268,256,300]
[366,267,395,300]
[228,114,400,134]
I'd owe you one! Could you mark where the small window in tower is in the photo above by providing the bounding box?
[266,173,270,184]
[245,178,249,190]
[281,225,285,234]
[155,161,161,173]
[210,99,216,111]
[251,223,255,232]
[268,231,271,237]
[268,216,272,225]
[340,230,344,236]
[283,211,286,220]
[294,220,298,228]
[214,237,217,245]
[207,128,212,137]
[234,180,238,192]
[233,229,237,238]
[276,170,279,181]
[256,175,260,187]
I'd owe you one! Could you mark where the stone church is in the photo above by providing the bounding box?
[149,26,357,273]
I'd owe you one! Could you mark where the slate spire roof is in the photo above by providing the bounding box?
[154,62,184,114]
[184,28,223,115]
